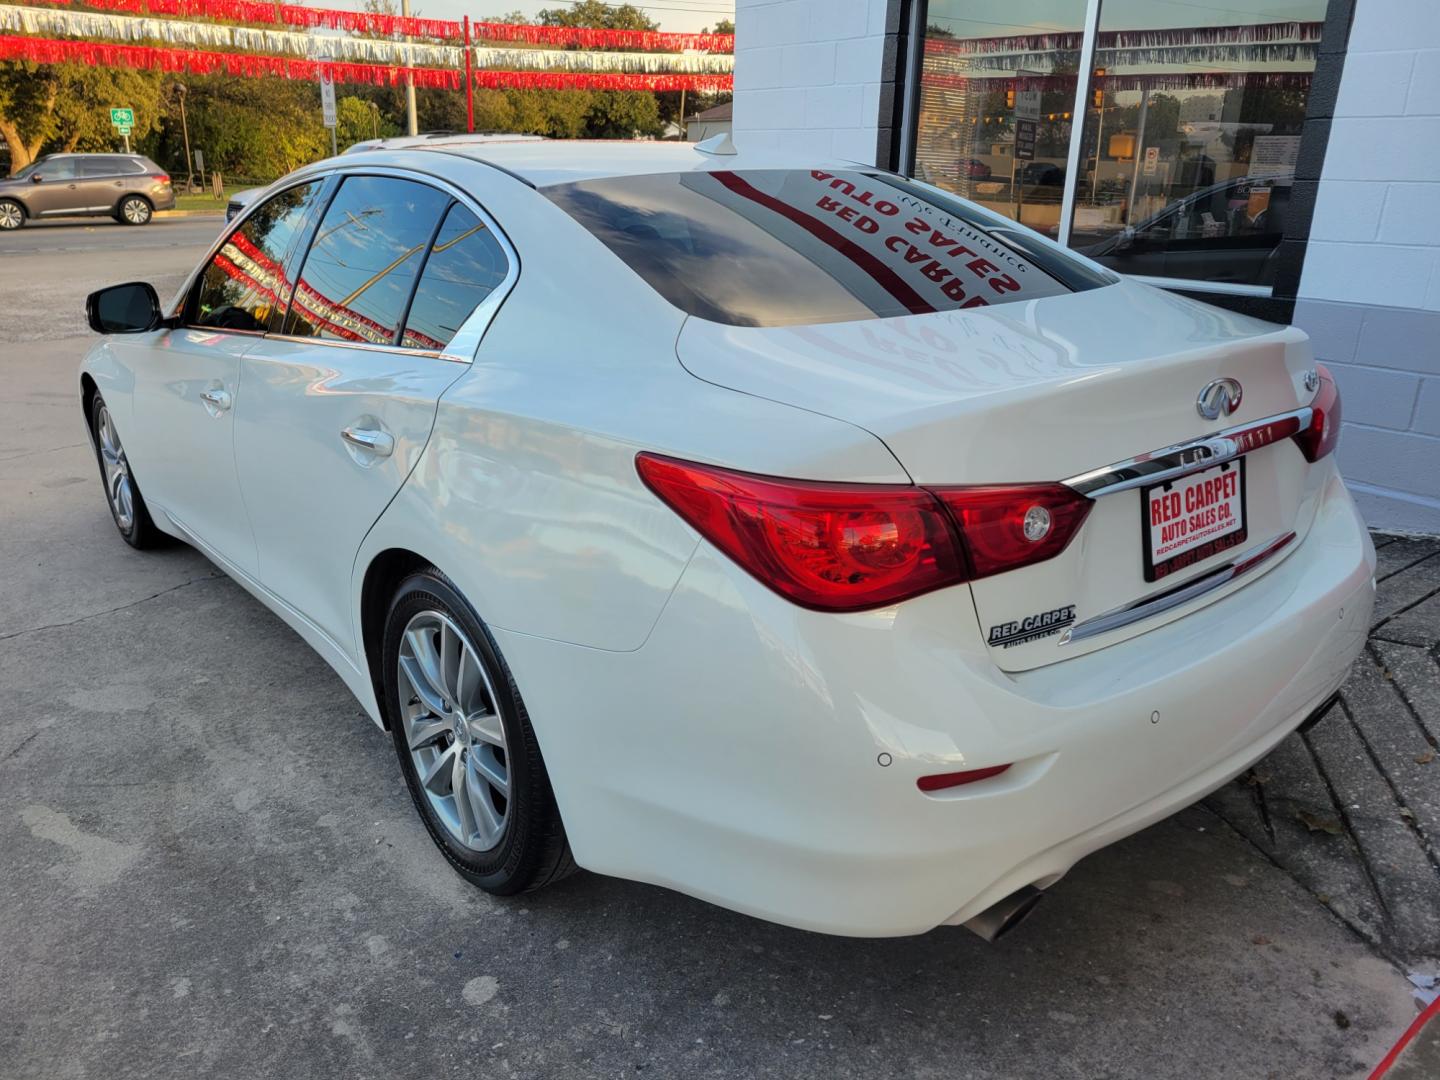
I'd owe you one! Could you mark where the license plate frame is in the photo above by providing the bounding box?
[1141,459,1248,583]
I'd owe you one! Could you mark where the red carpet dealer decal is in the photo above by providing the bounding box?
[1143,460,1247,582]
[686,170,1069,315]
[988,605,1077,649]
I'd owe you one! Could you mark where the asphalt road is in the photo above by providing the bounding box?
[0,219,1422,1079]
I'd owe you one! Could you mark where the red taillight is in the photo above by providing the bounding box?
[932,484,1093,579]
[636,454,1091,612]
[917,764,1012,792]
[1293,363,1342,462]
[152,173,170,185]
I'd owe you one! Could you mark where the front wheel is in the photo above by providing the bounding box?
[0,199,24,230]
[382,568,574,895]
[117,196,152,226]
[90,395,164,549]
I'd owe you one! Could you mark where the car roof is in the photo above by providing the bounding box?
[381,139,864,188]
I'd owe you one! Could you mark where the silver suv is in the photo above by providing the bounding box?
[0,153,176,229]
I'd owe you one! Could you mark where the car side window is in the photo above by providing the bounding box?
[79,159,118,179]
[283,175,449,345]
[400,203,510,350]
[37,159,76,181]
[191,181,326,333]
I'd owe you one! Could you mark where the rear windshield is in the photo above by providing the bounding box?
[543,169,1114,327]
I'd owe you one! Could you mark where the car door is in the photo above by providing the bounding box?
[24,157,79,216]
[123,178,331,577]
[232,172,514,654]
[75,157,131,214]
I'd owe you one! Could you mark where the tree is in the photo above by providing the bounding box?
[337,95,400,148]
[537,2,658,31]
[706,19,735,35]
[0,63,164,171]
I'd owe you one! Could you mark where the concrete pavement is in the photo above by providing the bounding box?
[0,218,1426,1079]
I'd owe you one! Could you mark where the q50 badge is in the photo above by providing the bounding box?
[988,605,1076,649]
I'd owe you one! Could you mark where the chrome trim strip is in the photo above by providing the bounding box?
[1063,406,1312,498]
[1127,275,1274,299]
[1058,531,1297,646]
[263,332,465,364]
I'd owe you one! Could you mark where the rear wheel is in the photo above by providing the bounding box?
[90,395,163,549]
[117,195,152,226]
[0,199,23,230]
[382,568,574,895]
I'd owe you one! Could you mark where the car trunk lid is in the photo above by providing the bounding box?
[675,280,1322,670]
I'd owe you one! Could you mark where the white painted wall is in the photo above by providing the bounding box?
[1297,0,1440,533]
[732,0,892,163]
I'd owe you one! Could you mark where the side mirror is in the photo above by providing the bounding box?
[30,173,43,183]
[1115,226,1136,251]
[86,281,167,334]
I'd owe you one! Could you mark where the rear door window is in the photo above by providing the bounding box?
[283,175,449,345]
[400,203,510,350]
[79,159,121,178]
[543,169,1113,327]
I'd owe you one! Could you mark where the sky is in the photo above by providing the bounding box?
[419,0,735,33]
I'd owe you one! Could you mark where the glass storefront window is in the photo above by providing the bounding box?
[912,1,1087,233]
[908,0,1329,290]
[1065,0,1327,286]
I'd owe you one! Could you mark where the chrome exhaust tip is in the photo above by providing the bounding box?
[961,885,1044,943]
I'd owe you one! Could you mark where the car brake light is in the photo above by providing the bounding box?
[635,453,1091,612]
[1293,363,1342,462]
[152,174,170,184]
[931,484,1093,580]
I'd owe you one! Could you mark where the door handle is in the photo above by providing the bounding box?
[341,426,394,457]
[199,387,232,412]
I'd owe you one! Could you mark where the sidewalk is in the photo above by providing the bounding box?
[1208,532,1440,971]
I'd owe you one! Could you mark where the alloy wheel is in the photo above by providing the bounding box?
[397,610,510,852]
[0,201,22,230]
[96,405,135,531]
[122,198,151,225]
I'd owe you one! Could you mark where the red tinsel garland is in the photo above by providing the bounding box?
[470,22,733,54]
[0,33,735,91]
[27,0,737,51]
[925,20,1324,58]
[472,69,731,93]
[0,34,463,86]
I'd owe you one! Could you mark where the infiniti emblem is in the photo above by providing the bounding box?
[1196,378,1243,421]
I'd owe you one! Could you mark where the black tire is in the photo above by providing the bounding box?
[0,198,23,230]
[382,567,575,895]
[116,195,152,226]
[89,393,165,549]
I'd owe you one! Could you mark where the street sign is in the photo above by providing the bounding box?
[110,107,134,128]
[1014,89,1041,124]
[1014,119,1037,161]
[1142,145,1160,176]
[115,124,132,137]
[319,73,337,128]
[193,148,204,172]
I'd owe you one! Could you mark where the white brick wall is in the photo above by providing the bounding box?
[1296,0,1440,534]
[733,0,891,163]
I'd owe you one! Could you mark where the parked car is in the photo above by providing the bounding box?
[78,141,1371,939]
[1075,174,1294,286]
[962,157,992,180]
[0,153,174,229]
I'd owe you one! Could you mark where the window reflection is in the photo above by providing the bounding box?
[1066,0,1325,285]
[284,176,449,345]
[193,181,323,333]
[913,0,1087,231]
[401,204,509,350]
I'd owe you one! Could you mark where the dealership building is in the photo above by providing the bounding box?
[732,0,1440,533]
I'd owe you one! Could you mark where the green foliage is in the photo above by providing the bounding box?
[0,62,164,170]
[706,19,735,35]
[173,76,330,181]
[336,95,399,148]
[537,2,658,31]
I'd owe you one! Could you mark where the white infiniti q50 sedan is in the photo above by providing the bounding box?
[79,138,1373,940]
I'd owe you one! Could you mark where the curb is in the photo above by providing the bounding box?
[156,209,227,218]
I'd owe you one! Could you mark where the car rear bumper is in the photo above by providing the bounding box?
[496,462,1374,936]
[149,187,176,210]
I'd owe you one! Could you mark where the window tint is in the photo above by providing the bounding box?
[401,204,509,350]
[544,170,1107,328]
[192,181,325,333]
[284,176,449,345]
[79,159,121,178]
[37,158,76,181]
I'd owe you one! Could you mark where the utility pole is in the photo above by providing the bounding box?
[177,84,193,192]
[401,0,418,136]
